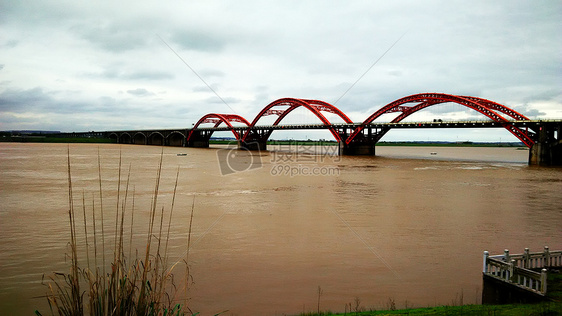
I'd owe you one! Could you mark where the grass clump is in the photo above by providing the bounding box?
[36,148,196,316]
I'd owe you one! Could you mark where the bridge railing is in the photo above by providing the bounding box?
[483,246,562,295]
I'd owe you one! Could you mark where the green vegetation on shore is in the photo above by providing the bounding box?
[1,136,114,143]
[548,272,562,302]
[210,139,526,148]
[297,301,562,316]
[300,271,561,315]
[377,141,525,148]
[267,140,339,146]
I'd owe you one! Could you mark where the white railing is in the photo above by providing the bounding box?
[483,246,562,296]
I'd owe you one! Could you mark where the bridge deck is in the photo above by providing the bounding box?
[61,119,562,141]
[103,119,561,133]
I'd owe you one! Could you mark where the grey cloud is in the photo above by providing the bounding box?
[519,108,546,117]
[422,105,473,116]
[89,69,174,81]
[192,84,219,93]
[522,90,561,104]
[0,87,51,112]
[125,71,174,81]
[0,86,190,131]
[513,102,548,118]
[199,69,225,78]
[0,112,35,125]
[1,40,18,48]
[251,88,271,108]
[1,1,559,134]
[72,22,149,52]
[386,70,403,77]
[203,96,240,105]
[0,1,80,26]
[126,88,154,97]
[171,30,225,52]
[0,87,119,115]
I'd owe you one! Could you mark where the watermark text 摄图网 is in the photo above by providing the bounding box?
[216,142,341,176]
[216,145,262,175]
[270,164,340,177]
[269,143,341,177]
[270,143,341,164]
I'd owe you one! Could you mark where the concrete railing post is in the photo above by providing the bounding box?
[524,248,530,269]
[510,260,517,282]
[504,249,510,262]
[544,246,550,267]
[541,268,548,294]
[483,251,489,273]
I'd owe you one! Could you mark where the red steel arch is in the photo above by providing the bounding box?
[346,93,534,147]
[187,113,250,141]
[459,96,529,121]
[242,98,352,142]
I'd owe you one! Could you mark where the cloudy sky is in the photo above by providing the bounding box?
[1,1,560,141]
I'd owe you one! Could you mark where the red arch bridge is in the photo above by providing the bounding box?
[75,93,561,165]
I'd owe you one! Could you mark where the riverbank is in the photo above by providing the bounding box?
[298,301,562,315]
[299,271,562,315]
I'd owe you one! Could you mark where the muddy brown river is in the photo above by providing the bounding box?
[0,143,560,315]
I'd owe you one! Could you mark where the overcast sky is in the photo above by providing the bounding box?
[1,1,560,141]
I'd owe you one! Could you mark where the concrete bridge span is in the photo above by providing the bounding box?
[107,129,188,147]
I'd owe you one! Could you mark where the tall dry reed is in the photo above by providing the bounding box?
[36,148,195,316]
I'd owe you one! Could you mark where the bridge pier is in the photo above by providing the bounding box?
[238,129,269,151]
[339,141,376,155]
[528,123,562,166]
[337,125,377,156]
[186,130,211,148]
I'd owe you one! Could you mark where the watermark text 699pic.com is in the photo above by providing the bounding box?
[216,142,341,176]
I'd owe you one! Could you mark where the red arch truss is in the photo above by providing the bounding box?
[187,113,250,141]
[346,93,534,148]
[242,98,352,142]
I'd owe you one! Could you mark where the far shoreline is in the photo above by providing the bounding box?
[0,133,527,148]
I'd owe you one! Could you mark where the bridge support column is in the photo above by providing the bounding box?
[239,129,269,151]
[338,125,379,156]
[528,124,562,166]
[186,131,210,148]
[339,140,376,155]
